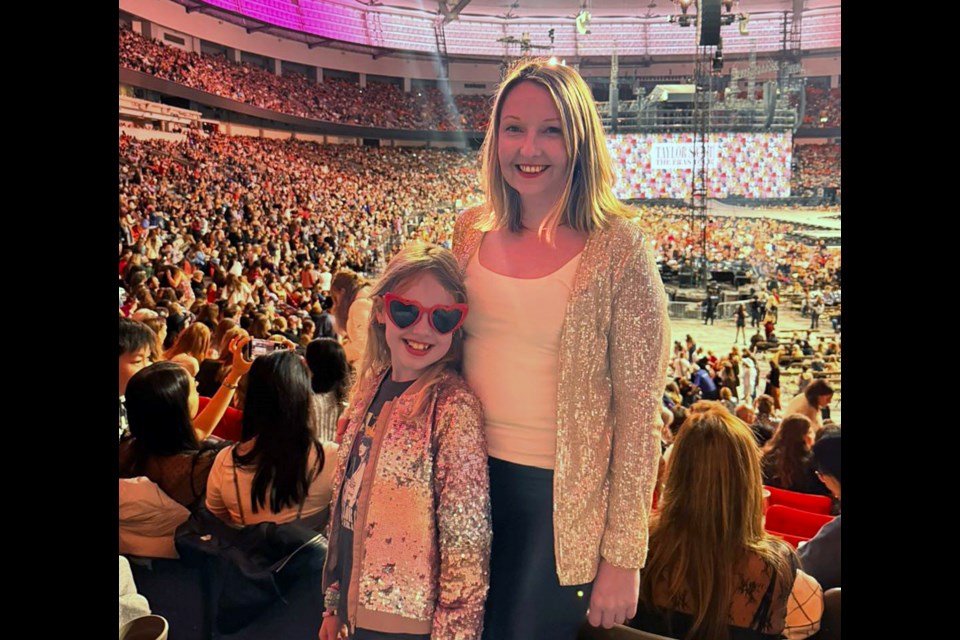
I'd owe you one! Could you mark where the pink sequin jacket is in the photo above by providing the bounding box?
[321,368,492,639]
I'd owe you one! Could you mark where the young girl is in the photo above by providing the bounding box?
[320,243,491,640]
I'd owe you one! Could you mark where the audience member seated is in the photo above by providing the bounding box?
[750,395,779,447]
[162,321,210,377]
[120,317,156,439]
[630,402,823,640]
[196,326,249,397]
[782,380,834,433]
[797,433,841,591]
[120,343,252,510]
[118,27,490,132]
[761,415,831,497]
[304,338,351,443]
[119,476,190,559]
[205,350,338,531]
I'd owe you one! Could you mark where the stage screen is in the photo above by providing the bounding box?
[606,132,793,199]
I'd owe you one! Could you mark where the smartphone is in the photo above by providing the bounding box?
[243,338,284,360]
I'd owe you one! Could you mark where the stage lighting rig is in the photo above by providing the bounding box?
[668,0,749,34]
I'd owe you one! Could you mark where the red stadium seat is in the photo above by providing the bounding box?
[197,396,243,442]
[763,485,833,515]
[764,505,834,539]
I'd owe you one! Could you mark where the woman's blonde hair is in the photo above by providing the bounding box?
[641,402,795,640]
[163,322,211,364]
[356,243,467,417]
[478,58,634,240]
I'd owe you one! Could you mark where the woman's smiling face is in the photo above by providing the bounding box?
[497,81,570,216]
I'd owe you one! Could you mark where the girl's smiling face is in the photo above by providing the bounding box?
[379,272,456,382]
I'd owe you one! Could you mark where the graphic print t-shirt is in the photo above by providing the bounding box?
[336,374,414,616]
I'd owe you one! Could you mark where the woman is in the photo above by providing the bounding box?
[750,395,779,447]
[196,326,250,397]
[205,350,338,530]
[195,303,220,332]
[631,403,821,640]
[248,313,273,340]
[782,379,833,433]
[761,414,829,496]
[685,334,697,363]
[119,340,252,510]
[735,303,747,345]
[452,59,670,639]
[330,269,373,366]
[304,338,350,443]
[764,359,781,411]
[162,322,211,377]
[209,318,237,359]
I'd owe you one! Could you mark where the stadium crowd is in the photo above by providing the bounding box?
[120,27,491,131]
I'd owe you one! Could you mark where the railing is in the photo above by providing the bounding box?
[666,299,750,321]
[601,108,799,132]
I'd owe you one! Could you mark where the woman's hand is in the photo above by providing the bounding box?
[587,558,640,629]
[318,614,345,640]
[276,336,298,351]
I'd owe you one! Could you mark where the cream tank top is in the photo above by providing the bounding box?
[463,246,582,470]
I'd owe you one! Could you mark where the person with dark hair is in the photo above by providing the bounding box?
[119,317,157,439]
[205,349,338,530]
[309,294,337,339]
[196,326,250,397]
[783,379,834,432]
[761,414,830,496]
[120,342,252,509]
[630,402,822,640]
[735,303,747,345]
[304,338,350,443]
[750,395,779,447]
[691,359,719,401]
[764,359,782,411]
[798,434,841,590]
[685,334,697,363]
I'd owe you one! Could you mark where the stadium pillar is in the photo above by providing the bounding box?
[316,67,324,84]
[274,59,282,76]
[404,77,412,93]
[359,73,367,88]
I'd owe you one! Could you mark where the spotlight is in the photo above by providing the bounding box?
[722,0,735,12]
[678,0,693,15]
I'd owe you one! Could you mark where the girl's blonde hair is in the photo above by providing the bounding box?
[356,243,467,417]
[478,58,634,241]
